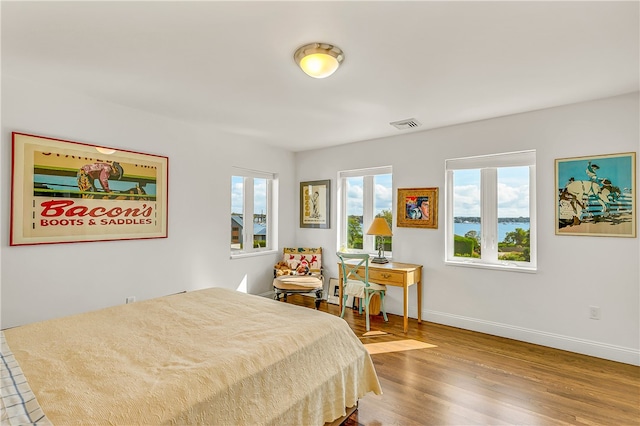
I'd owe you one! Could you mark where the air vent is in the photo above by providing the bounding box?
[390,118,422,130]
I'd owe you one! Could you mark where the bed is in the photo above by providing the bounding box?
[1,287,381,425]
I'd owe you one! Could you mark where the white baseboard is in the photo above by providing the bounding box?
[425,310,640,366]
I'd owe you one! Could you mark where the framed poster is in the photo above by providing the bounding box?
[327,277,340,305]
[10,132,169,246]
[555,152,635,237]
[397,187,438,229]
[327,277,355,307]
[300,179,330,229]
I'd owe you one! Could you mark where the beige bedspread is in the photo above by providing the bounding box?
[3,287,381,425]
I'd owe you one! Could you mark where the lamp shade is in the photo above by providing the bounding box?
[294,43,344,79]
[366,217,393,237]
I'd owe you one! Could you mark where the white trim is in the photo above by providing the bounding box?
[362,175,375,251]
[244,176,255,250]
[445,150,536,170]
[481,168,498,260]
[338,165,392,178]
[231,166,275,180]
[444,259,537,273]
[528,164,537,267]
[230,249,278,260]
[426,310,640,366]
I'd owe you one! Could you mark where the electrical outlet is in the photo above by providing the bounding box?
[126,296,136,304]
[589,306,601,320]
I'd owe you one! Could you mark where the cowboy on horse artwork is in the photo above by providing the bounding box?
[560,178,620,225]
[77,161,147,200]
[77,161,124,198]
[556,153,634,235]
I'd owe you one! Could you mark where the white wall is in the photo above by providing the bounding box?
[2,76,638,365]
[295,93,640,365]
[1,76,297,328]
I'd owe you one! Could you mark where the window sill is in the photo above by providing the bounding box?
[445,259,537,273]
[230,249,278,260]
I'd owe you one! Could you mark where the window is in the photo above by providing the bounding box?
[338,166,393,256]
[231,168,276,256]
[445,150,536,271]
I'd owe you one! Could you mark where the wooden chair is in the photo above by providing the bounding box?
[337,252,388,331]
[273,248,324,309]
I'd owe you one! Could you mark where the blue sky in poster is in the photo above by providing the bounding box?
[35,174,157,195]
[557,155,634,190]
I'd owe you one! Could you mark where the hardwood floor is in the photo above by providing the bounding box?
[285,295,640,425]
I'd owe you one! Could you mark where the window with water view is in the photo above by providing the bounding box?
[446,151,536,270]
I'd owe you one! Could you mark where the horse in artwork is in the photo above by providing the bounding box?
[112,183,148,201]
[561,179,620,224]
[79,183,149,200]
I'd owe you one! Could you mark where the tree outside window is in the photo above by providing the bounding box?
[340,167,393,256]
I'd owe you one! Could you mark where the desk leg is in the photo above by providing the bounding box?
[417,280,422,324]
[403,285,409,333]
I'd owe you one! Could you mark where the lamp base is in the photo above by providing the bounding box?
[371,256,389,264]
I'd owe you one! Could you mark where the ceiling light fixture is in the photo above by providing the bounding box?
[294,42,344,79]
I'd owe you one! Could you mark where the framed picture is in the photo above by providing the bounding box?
[327,277,355,307]
[397,187,438,229]
[555,152,636,237]
[300,179,330,229]
[10,132,169,246]
[327,277,340,305]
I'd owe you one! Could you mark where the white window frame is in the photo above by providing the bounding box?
[230,167,278,258]
[337,166,393,257]
[445,150,537,272]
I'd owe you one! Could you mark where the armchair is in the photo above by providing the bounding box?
[273,247,324,309]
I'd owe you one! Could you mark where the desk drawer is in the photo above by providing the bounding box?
[369,269,404,285]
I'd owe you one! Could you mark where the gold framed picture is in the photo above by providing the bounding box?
[397,187,438,229]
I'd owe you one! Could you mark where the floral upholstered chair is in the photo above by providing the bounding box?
[273,247,323,309]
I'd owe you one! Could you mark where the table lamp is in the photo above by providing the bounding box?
[366,217,393,264]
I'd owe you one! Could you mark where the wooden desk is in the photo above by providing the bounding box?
[337,261,422,333]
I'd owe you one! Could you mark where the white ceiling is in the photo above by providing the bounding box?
[2,1,638,152]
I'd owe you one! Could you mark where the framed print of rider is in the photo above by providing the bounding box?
[10,132,168,245]
[555,152,636,237]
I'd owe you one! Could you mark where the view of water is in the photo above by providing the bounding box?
[454,222,530,243]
